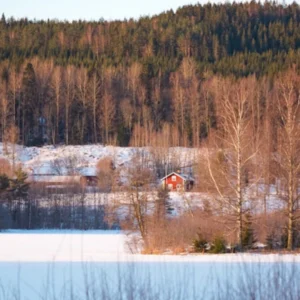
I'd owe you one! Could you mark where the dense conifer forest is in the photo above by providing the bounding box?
[0,1,300,146]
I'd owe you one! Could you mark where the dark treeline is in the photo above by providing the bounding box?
[0,1,300,146]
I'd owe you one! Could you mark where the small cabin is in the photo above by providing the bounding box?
[160,172,194,191]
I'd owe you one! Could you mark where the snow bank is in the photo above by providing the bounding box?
[1,230,300,263]
[0,230,127,262]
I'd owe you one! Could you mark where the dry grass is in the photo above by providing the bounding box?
[137,207,300,254]
[143,209,231,254]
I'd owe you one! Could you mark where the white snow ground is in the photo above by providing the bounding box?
[1,230,300,300]
[0,143,200,176]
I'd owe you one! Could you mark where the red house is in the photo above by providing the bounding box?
[160,172,194,191]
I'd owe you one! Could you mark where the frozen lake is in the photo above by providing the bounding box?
[1,230,300,300]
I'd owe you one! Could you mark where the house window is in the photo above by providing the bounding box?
[176,184,182,191]
[168,184,173,190]
[171,175,177,182]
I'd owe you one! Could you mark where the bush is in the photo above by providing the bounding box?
[193,232,208,253]
[97,157,116,192]
[210,236,227,253]
[266,232,276,250]
[142,209,229,254]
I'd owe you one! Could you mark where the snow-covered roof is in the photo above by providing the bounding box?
[27,175,82,183]
[160,172,194,182]
[79,167,97,177]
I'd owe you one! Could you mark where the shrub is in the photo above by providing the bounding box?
[193,233,208,253]
[141,209,229,254]
[266,232,276,250]
[96,157,116,192]
[210,236,227,253]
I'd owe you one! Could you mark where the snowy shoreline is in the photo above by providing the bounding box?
[1,230,300,300]
[1,230,300,263]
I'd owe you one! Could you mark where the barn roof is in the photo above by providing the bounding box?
[160,172,194,182]
[27,175,82,183]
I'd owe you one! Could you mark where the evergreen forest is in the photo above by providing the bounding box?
[0,1,300,146]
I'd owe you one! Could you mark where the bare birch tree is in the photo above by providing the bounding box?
[204,76,259,249]
[125,149,155,246]
[51,66,62,144]
[64,66,76,145]
[100,92,115,145]
[90,71,102,143]
[9,67,22,128]
[275,69,300,250]
[0,85,9,146]
[3,125,19,171]
[77,67,89,143]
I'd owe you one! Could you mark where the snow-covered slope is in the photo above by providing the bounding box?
[0,143,200,176]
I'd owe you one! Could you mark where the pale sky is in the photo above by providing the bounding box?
[0,0,205,21]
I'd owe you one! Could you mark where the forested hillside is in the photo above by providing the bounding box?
[0,1,300,146]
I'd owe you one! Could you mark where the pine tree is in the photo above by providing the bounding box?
[1,13,6,25]
[242,213,256,250]
[22,63,38,145]
[0,174,9,192]
[10,168,29,198]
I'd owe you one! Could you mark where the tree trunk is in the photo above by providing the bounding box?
[287,156,294,250]
[237,125,243,250]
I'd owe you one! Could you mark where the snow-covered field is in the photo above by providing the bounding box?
[1,230,300,300]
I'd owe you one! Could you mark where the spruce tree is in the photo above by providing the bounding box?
[10,168,29,199]
[0,174,9,192]
[242,213,256,250]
